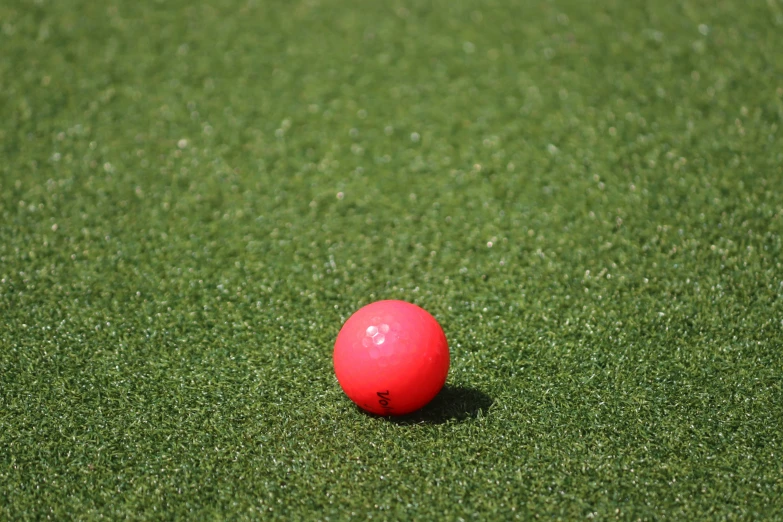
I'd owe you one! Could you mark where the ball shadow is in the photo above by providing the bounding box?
[357,384,493,425]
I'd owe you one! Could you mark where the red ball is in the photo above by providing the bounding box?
[333,300,450,416]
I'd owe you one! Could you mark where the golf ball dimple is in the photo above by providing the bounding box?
[333,300,450,416]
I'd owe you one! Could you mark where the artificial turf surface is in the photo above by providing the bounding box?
[2,0,783,519]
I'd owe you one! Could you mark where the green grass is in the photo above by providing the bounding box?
[2,0,783,519]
